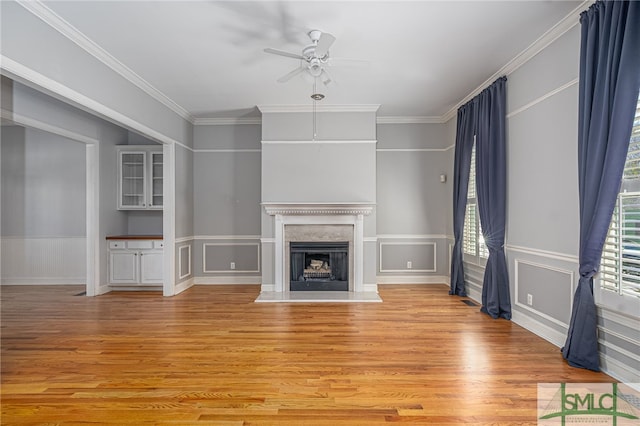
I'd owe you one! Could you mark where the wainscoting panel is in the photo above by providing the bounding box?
[379,242,436,273]
[1,237,86,284]
[178,244,192,280]
[376,236,449,284]
[514,259,574,327]
[202,242,260,274]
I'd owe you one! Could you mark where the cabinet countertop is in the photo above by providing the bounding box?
[106,235,163,240]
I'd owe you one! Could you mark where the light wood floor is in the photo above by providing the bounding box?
[1,284,613,425]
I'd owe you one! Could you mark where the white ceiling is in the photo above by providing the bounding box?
[39,0,584,122]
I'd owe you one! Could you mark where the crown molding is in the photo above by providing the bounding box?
[376,116,445,124]
[257,104,380,114]
[441,0,591,122]
[193,117,262,126]
[17,0,194,124]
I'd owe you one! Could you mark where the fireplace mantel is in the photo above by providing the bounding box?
[263,203,375,217]
[262,202,376,294]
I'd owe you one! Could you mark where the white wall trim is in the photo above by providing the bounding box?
[514,259,574,329]
[195,235,261,241]
[376,116,444,124]
[258,104,380,113]
[379,242,437,273]
[261,140,377,145]
[377,234,449,240]
[506,244,579,264]
[376,275,448,285]
[174,277,194,295]
[507,78,579,118]
[162,143,176,296]
[193,117,261,126]
[0,108,99,144]
[597,306,640,330]
[16,0,193,123]
[377,146,454,153]
[0,279,85,285]
[511,310,567,348]
[598,327,640,349]
[192,149,261,153]
[599,351,640,385]
[175,236,194,244]
[194,276,262,285]
[178,244,192,280]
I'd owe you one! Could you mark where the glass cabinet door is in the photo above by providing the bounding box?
[120,152,146,208]
[150,152,163,208]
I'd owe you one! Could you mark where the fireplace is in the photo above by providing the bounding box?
[260,203,376,294]
[290,242,349,291]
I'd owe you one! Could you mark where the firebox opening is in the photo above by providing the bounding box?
[290,241,349,291]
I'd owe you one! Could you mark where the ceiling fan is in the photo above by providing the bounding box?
[264,29,352,86]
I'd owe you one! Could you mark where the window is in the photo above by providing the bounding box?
[600,94,640,299]
[463,142,489,260]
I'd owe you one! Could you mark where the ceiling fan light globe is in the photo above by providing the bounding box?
[308,63,323,77]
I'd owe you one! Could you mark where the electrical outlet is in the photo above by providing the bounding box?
[230,262,236,270]
[527,294,533,306]
[407,261,412,269]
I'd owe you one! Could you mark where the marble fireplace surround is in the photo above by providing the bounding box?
[256,203,381,302]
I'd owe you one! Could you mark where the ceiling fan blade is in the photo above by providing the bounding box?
[314,32,335,57]
[277,66,305,83]
[264,48,304,60]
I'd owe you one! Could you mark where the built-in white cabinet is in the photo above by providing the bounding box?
[108,239,164,286]
[117,146,163,210]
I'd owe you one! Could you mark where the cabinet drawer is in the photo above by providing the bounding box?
[128,240,154,250]
[154,241,164,249]
[109,241,126,249]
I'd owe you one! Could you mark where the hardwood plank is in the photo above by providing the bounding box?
[1,284,614,424]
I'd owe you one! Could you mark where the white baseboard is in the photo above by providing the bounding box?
[511,310,566,348]
[466,285,482,303]
[1,278,85,285]
[174,277,194,295]
[194,276,261,285]
[376,275,448,284]
[600,352,640,384]
[363,283,379,292]
[261,284,275,292]
[97,284,111,295]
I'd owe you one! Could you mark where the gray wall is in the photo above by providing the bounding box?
[192,124,262,281]
[262,142,376,204]
[376,122,452,282]
[261,111,376,141]
[1,126,86,237]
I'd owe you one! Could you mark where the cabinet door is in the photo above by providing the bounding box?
[119,151,147,209]
[149,151,163,209]
[140,251,163,283]
[110,251,139,283]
